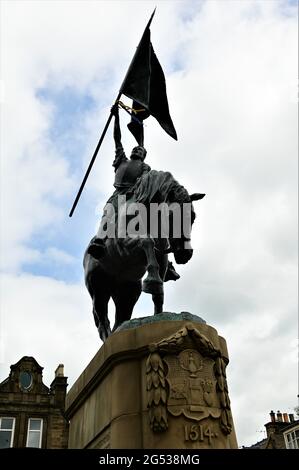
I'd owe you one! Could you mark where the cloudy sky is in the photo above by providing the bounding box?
[0,0,297,448]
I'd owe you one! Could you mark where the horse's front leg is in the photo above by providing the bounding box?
[140,237,163,295]
[152,252,168,314]
[152,293,164,314]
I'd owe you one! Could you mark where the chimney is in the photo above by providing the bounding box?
[283,413,289,423]
[289,414,294,423]
[55,364,64,377]
[277,411,282,422]
[270,410,276,422]
[50,364,68,409]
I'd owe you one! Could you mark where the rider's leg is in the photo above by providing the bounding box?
[164,261,180,281]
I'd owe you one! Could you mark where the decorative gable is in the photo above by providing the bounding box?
[0,356,49,394]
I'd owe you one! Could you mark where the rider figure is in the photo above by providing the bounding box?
[112,104,151,193]
[88,103,179,282]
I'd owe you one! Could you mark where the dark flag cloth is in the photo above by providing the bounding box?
[120,10,177,144]
[127,101,149,146]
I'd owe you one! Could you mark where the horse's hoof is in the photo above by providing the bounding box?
[98,324,111,342]
[112,323,120,333]
[142,279,163,295]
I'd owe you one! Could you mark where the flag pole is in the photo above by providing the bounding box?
[68,8,156,217]
[68,93,120,218]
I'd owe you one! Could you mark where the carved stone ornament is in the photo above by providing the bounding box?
[146,323,232,435]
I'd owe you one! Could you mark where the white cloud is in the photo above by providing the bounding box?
[0,273,99,388]
[43,247,76,265]
[0,0,297,448]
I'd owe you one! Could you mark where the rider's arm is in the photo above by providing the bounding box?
[111,104,127,171]
[113,104,122,149]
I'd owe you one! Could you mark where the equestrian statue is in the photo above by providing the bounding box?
[83,105,205,341]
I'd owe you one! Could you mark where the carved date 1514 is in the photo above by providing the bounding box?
[184,424,218,445]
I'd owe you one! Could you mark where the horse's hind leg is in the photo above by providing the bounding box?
[93,291,111,342]
[111,280,142,332]
[140,238,163,295]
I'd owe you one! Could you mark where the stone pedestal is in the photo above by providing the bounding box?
[65,313,238,449]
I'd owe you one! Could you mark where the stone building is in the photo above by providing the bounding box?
[246,410,299,449]
[0,356,69,448]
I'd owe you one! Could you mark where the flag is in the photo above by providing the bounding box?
[127,101,149,146]
[120,10,177,144]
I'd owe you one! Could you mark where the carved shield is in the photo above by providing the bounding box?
[164,349,221,422]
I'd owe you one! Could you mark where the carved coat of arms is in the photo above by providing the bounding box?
[165,349,221,421]
[145,323,232,435]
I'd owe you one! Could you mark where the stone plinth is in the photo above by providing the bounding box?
[65,313,238,449]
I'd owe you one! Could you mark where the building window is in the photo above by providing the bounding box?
[19,371,33,390]
[26,418,43,448]
[285,429,299,449]
[0,417,15,448]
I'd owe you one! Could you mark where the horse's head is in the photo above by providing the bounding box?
[168,190,205,265]
[132,170,205,264]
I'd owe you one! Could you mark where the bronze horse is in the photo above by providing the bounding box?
[83,170,204,341]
